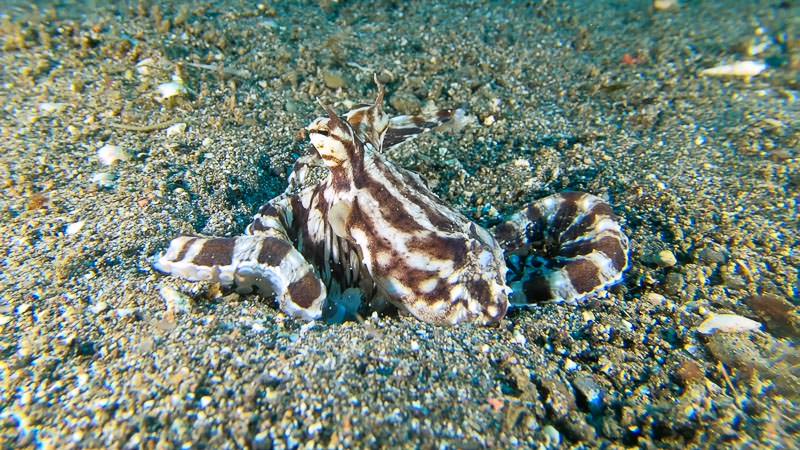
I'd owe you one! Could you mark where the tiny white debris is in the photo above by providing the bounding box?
[165,122,187,137]
[0,314,11,326]
[512,331,526,346]
[159,285,193,314]
[653,0,678,11]
[136,58,156,76]
[483,115,496,126]
[696,313,762,335]
[17,303,31,314]
[90,301,109,314]
[409,340,420,351]
[700,61,766,78]
[38,102,67,114]
[512,158,530,168]
[91,172,115,188]
[65,220,85,235]
[199,396,212,408]
[116,308,136,318]
[97,144,130,166]
[564,358,579,372]
[157,76,188,101]
[250,321,267,333]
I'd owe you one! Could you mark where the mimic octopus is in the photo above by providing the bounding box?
[155,78,629,325]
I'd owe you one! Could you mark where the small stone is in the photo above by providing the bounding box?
[644,292,666,307]
[322,70,345,89]
[745,295,800,339]
[91,172,115,188]
[65,220,85,235]
[409,340,420,351]
[0,314,11,326]
[698,248,726,265]
[159,285,193,314]
[165,122,187,137]
[389,91,422,115]
[90,301,109,314]
[676,360,704,385]
[653,0,678,11]
[655,250,677,267]
[542,425,561,446]
[97,144,130,166]
[38,102,67,114]
[582,310,596,324]
[157,79,187,101]
[700,60,767,78]
[572,375,604,414]
[696,313,762,334]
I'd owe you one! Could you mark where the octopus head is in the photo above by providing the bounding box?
[307,102,358,168]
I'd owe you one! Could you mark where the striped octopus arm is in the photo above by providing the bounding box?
[493,192,630,305]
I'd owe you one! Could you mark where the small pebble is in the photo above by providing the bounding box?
[165,122,187,137]
[322,70,345,89]
[90,301,109,314]
[700,60,766,78]
[159,285,193,314]
[542,425,561,446]
[157,79,187,101]
[653,0,678,11]
[0,314,11,326]
[65,220,85,235]
[389,92,422,114]
[97,144,129,166]
[91,172,115,188]
[564,358,579,371]
[38,102,67,114]
[696,313,762,334]
[655,250,677,267]
[409,340,420,351]
[136,58,155,76]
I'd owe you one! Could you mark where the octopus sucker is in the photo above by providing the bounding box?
[155,76,629,325]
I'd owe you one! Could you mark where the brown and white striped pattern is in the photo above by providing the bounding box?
[154,80,629,325]
[493,191,629,305]
[154,233,326,320]
[304,99,509,325]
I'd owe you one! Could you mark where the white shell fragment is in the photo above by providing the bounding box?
[165,122,187,137]
[65,220,85,235]
[91,172,115,188]
[97,144,130,166]
[157,75,188,101]
[136,58,155,76]
[159,285,194,314]
[38,102,67,114]
[696,313,762,335]
[700,61,766,78]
